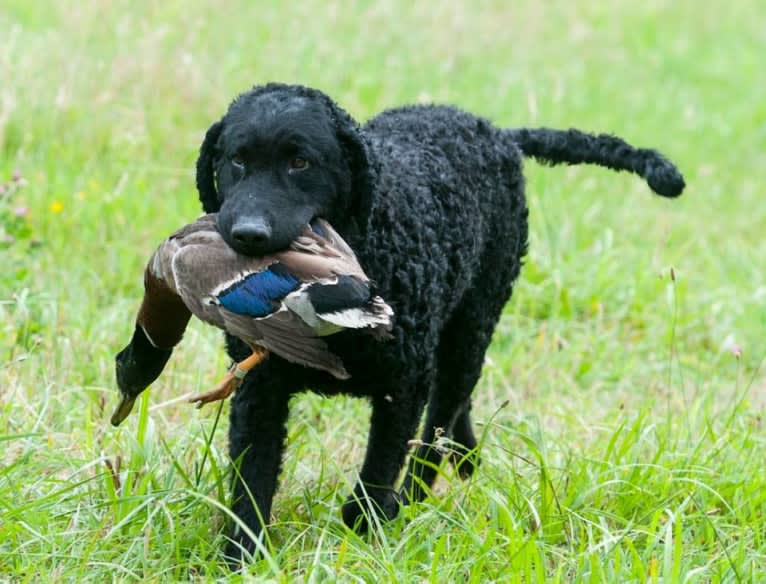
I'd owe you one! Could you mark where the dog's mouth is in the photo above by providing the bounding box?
[228,235,293,257]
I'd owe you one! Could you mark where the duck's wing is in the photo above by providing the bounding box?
[276,222,368,282]
[146,214,221,293]
[309,218,358,260]
[271,223,394,335]
[309,288,394,336]
[220,308,350,379]
[168,213,219,240]
[280,276,393,335]
[169,232,280,327]
[211,264,300,318]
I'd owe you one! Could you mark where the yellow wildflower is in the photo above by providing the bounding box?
[50,200,64,213]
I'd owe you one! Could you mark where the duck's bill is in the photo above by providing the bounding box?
[110,395,137,427]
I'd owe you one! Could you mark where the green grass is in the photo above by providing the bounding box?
[1,0,765,580]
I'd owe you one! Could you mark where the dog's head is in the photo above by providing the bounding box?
[196,83,374,255]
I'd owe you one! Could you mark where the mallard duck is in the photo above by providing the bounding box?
[110,214,393,426]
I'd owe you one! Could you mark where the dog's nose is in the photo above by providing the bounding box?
[231,219,272,249]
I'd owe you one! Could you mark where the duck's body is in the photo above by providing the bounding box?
[111,214,393,426]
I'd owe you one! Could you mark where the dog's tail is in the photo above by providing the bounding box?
[506,128,685,198]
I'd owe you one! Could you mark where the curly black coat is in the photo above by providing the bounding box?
[193,83,684,561]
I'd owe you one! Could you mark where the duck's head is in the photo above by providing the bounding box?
[110,325,174,427]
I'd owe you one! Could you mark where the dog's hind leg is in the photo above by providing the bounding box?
[448,402,480,479]
[399,313,493,504]
[400,234,522,503]
[399,315,498,502]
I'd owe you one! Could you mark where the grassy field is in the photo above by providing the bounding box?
[1,0,765,580]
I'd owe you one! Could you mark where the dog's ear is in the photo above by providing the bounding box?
[196,120,224,213]
[330,104,376,231]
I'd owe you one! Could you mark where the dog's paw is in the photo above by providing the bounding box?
[341,485,400,532]
[223,527,263,569]
[449,446,480,480]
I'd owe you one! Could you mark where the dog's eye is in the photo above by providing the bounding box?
[231,156,245,169]
[288,157,310,173]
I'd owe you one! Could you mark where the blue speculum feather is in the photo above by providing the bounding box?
[217,265,300,317]
[309,219,325,237]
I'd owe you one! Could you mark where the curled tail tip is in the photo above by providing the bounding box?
[509,127,685,198]
[645,159,686,198]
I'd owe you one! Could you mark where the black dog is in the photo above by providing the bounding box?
[189,83,684,560]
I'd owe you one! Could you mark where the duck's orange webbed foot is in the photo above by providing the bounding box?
[188,349,268,409]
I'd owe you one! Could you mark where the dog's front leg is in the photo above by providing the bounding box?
[224,359,295,565]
